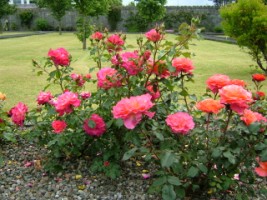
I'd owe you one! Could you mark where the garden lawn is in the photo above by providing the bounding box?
[0,32,265,109]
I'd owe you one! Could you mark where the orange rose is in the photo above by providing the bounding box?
[240,109,258,126]
[196,98,224,114]
[206,74,231,93]
[0,92,6,101]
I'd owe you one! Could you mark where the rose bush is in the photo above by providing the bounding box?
[3,22,264,199]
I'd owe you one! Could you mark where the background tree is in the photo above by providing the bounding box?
[72,0,111,50]
[220,0,267,74]
[36,0,72,35]
[136,0,167,29]
[107,0,122,31]
[209,0,235,7]
[0,0,16,33]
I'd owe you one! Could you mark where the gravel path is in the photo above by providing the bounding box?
[0,138,160,200]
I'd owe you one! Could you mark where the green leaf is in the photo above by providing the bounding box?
[88,120,96,128]
[212,148,222,158]
[152,176,167,187]
[167,176,181,186]
[0,156,4,167]
[3,132,16,143]
[180,89,189,97]
[154,131,164,141]
[162,185,176,200]
[248,123,261,134]
[260,150,267,161]
[187,166,199,178]
[255,143,267,151]
[176,187,185,199]
[198,163,208,174]
[47,139,57,147]
[115,118,124,128]
[223,151,236,164]
[122,147,138,161]
[161,151,175,168]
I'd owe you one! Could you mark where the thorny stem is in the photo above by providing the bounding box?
[223,109,233,134]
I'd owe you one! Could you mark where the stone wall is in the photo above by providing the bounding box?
[5,6,221,32]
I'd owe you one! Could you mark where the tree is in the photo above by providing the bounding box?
[36,0,72,35]
[0,0,16,33]
[209,0,235,7]
[107,0,122,31]
[220,0,267,74]
[72,0,111,50]
[136,0,167,29]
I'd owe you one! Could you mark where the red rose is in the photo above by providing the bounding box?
[52,120,67,134]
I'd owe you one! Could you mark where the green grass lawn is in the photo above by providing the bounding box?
[0,32,265,109]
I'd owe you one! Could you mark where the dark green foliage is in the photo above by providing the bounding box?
[220,0,267,74]
[35,18,53,31]
[107,1,122,31]
[19,10,34,29]
[0,0,16,32]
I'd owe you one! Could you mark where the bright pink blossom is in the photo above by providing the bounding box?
[255,158,267,177]
[9,102,28,126]
[80,92,91,100]
[206,74,231,94]
[146,84,161,101]
[83,114,106,137]
[97,67,122,89]
[53,91,81,116]
[166,112,195,135]
[219,85,253,114]
[106,34,124,52]
[145,29,162,42]
[91,32,103,40]
[48,48,70,66]
[172,57,194,75]
[52,120,67,134]
[120,51,142,75]
[37,91,53,105]
[112,94,155,129]
[70,73,85,87]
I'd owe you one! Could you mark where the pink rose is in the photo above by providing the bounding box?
[166,112,195,135]
[146,83,161,101]
[112,94,154,129]
[97,67,122,90]
[241,109,267,126]
[48,48,70,66]
[8,102,28,126]
[53,91,81,116]
[145,29,162,42]
[70,73,85,87]
[106,34,125,52]
[120,51,142,75]
[172,57,194,75]
[206,74,231,94]
[80,92,91,100]
[37,91,53,105]
[219,85,253,114]
[91,32,103,40]
[83,114,106,137]
[52,120,67,134]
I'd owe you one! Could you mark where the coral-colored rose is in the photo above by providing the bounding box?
[145,29,162,42]
[97,67,122,89]
[172,57,194,75]
[241,109,267,126]
[48,48,70,66]
[70,73,85,87]
[84,74,91,80]
[52,120,67,134]
[80,92,91,100]
[230,79,246,87]
[120,51,142,75]
[106,34,124,52]
[0,92,6,101]
[253,91,266,100]
[196,98,224,114]
[146,60,170,78]
[8,102,28,126]
[219,85,253,114]
[206,74,231,94]
[91,32,103,40]
[255,158,267,177]
[112,94,155,129]
[252,74,266,82]
[37,91,53,105]
[146,84,161,101]
[166,112,195,135]
[83,114,106,137]
[54,91,81,116]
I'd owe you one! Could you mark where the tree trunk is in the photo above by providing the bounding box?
[59,19,62,35]
[82,15,86,50]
